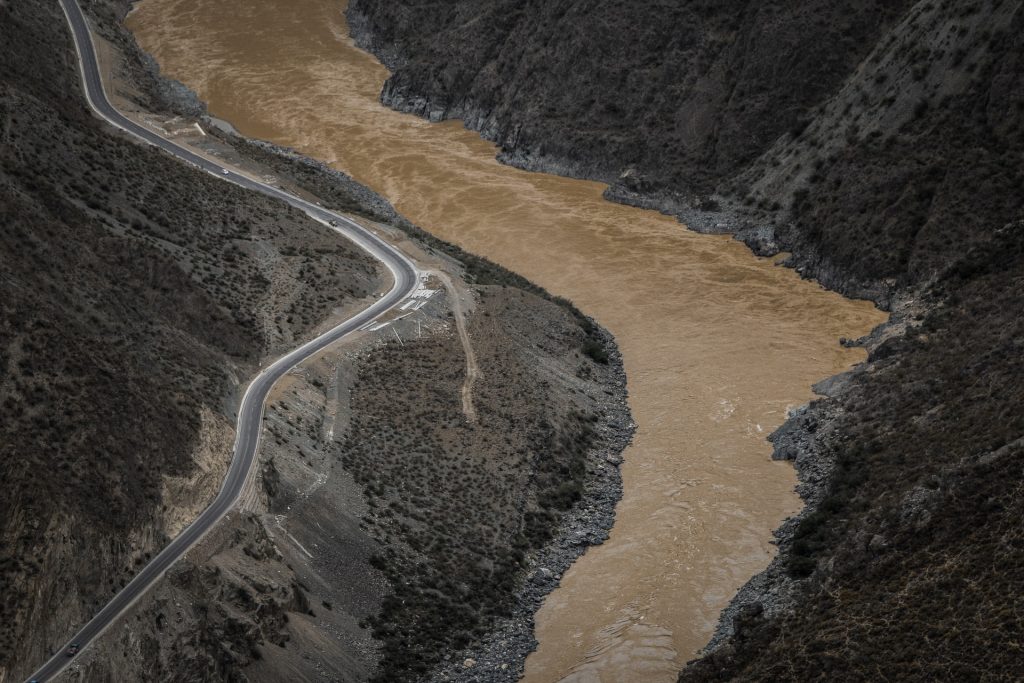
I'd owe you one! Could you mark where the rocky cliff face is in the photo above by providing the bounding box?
[348,0,1024,303]
[681,223,1024,681]
[347,0,1024,679]
[348,0,906,187]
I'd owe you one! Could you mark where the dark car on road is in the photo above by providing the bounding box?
[66,643,80,657]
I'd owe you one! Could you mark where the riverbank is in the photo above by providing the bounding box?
[343,5,898,675]
[691,303,906,655]
[207,131,637,683]
[125,1,884,679]
[340,4,1024,680]
[423,327,633,683]
[87,1,638,679]
[344,4,893,310]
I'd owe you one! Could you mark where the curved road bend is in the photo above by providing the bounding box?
[26,1,420,681]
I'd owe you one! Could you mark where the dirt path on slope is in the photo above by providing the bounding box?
[435,271,481,422]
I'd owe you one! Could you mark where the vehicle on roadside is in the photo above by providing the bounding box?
[66,643,80,657]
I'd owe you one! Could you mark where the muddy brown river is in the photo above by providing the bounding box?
[128,1,886,680]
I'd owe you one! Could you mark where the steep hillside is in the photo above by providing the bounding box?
[3,0,631,680]
[347,0,1024,679]
[348,0,910,189]
[348,0,1024,302]
[681,223,1024,680]
[0,0,382,677]
[78,264,629,683]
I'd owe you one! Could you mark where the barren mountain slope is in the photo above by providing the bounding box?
[79,269,628,683]
[348,0,1024,301]
[680,223,1024,681]
[2,1,630,681]
[1,0,383,676]
[346,0,1024,679]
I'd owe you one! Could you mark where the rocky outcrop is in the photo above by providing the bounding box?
[682,223,1024,680]
[348,0,1024,305]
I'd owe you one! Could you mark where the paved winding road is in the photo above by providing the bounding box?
[25,2,419,681]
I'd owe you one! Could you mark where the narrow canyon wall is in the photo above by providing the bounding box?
[345,1,1024,680]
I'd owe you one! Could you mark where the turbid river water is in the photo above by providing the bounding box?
[128,1,885,680]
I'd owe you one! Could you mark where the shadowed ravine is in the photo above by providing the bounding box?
[127,0,886,680]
